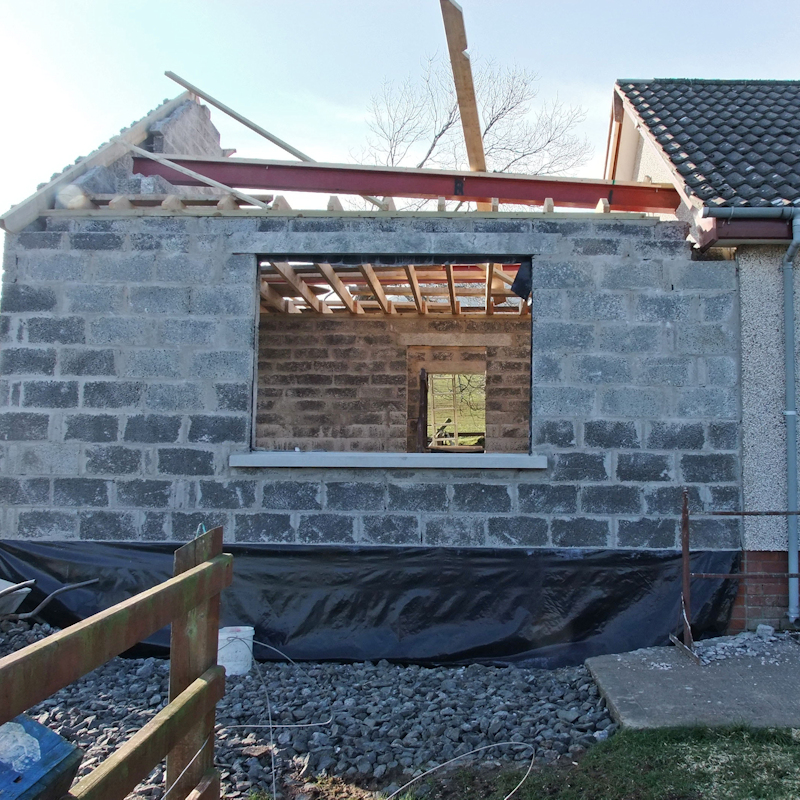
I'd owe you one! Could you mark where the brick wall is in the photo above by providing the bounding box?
[0,213,743,550]
[728,551,790,632]
[257,316,530,453]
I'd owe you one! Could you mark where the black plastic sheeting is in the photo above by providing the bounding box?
[0,541,740,668]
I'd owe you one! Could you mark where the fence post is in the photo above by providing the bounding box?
[166,527,224,798]
[681,489,694,649]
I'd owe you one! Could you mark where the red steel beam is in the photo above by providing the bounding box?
[132,156,680,213]
[697,217,793,250]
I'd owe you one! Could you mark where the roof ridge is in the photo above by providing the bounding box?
[617,78,800,86]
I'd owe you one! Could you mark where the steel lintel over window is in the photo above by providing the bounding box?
[132,156,681,213]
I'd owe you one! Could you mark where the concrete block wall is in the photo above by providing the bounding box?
[257,316,530,454]
[0,213,742,549]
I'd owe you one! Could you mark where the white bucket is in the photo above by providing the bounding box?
[217,626,254,676]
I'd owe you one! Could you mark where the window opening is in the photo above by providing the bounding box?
[427,372,486,453]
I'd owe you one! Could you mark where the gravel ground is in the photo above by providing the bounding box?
[1,621,617,798]
[693,625,800,666]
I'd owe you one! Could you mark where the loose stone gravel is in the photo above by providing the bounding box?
[1,621,617,798]
[693,626,800,666]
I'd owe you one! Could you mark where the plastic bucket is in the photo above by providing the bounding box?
[217,626,254,676]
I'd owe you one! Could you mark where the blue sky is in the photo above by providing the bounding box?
[2,0,799,216]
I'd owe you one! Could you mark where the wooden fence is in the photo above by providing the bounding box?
[0,527,232,800]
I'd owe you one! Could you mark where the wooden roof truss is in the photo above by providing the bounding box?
[259,261,528,316]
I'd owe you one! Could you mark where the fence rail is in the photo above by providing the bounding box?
[0,527,232,800]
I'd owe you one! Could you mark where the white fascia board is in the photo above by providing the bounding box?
[229,452,547,470]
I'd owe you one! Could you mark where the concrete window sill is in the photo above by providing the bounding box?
[229,452,547,470]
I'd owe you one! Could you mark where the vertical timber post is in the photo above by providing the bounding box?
[166,527,224,798]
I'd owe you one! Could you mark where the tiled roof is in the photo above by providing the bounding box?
[617,79,800,208]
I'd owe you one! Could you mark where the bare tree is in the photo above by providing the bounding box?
[355,56,592,210]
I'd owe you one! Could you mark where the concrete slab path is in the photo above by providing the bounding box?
[586,637,800,729]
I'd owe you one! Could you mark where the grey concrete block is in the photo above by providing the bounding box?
[65,285,123,313]
[0,314,11,343]
[262,481,321,510]
[124,415,181,443]
[452,483,511,512]
[171,512,228,541]
[54,478,109,507]
[601,388,664,418]
[189,415,248,444]
[689,518,741,548]
[582,485,641,514]
[234,513,294,543]
[191,351,252,380]
[572,238,619,256]
[26,317,85,344]
[83,381,143,408]
[1,348,56,376]
[64,414,118,442]
[16,231,63,249]
[598,325,659,353]
[574,356,632,385]
[532,354,562,382]
[0,412,49,440]
[387,483,448,512]
[129,286,190,315]
[18,510,77,538]
[158,448,215,475]
[647,422,705,450]
[708,422,738,450]
[677,388,737,418]
[17,444,79,475]
[156,254,216,282]
[532,420,575,447]
[678,325,736,355]
[424,516,485,546]
[708,485,741,511]
[534,387,595,416]
[61,348,115,376]
[644,486,702,515]
[0,477,49,505]
[298,513,355,543]
[216,383,250,412]
[117,479,172,508]
[568,292,626,321]
[124,350,182,379]
[533,323,594,351]
[0,285,57,313]
[142,512,170,541]
[704,357,737,386]
[19,253,85,281]
[530,290,563,320]
[89,318,150,346]
[703,295,735,322]
[326,482,384,511]
[617,518,677,548]
[145,383,204,412]
[130,233,190,252]
[584,421,639,449]
[79,511,139,542]
[617,453,672,482]
[552,453,608,481]
[672,262,736,291]
[636,356,695,386]
[22,380,79,408]
[636,295,691,322]
[601,262,662,290]
[93,252,153,282]
[551,518,609,547]
[70,232,124,251]
[519,484,577,513]
[198,480,257,509]
[531,260,593,288]
[192,286,253,315]
[362,514,420,545]
[159,319,214,346]
[220,318,255,349]
[681,454,739,483]
[488,516,548,546]
[224,254,255,281]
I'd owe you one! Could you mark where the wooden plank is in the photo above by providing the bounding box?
[166,529,223,798]
[260,281,300,314]
[186,770,221,800]
[66,668,225,800]
[404,265,425,313]
[359,263,395,314]
[270,262,332,314]
[0,555,232,725]
[444,265,460,315]
[315,262,364,315]
[439,0,491,211]
[484,263,494,315]
[0,92,192,233]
